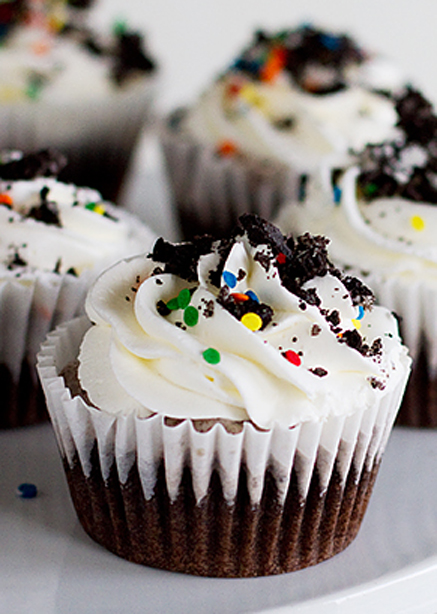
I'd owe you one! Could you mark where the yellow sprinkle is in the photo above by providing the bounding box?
[240,84,266,110]
[241,312,263,332]
[93,204,106,216]
[410,215,425,231]
[352,319,361,330]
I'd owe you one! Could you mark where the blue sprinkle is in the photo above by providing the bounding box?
[17,483,37,499]
[232,58,262,76]
[320,34,341,50]
[298,174,308,202]
[245,290,260,303]
[223,271,237,288]
[333,185,342,204]
[357,305,365,320]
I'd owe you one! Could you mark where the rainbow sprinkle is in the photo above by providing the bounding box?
[222,271,237,288]
[241,312,262,331]
[203,348,221,364]
[410,215,425,231]
[283,350,301,366]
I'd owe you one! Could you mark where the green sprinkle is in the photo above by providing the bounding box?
[113,18,128,37]
[177,288,191,309]
[167,297,180,311]
[365,182,378,195]
[203,348,221,365]
[184,306,199,327]
[85,202,97,211]
[25,82,41,100]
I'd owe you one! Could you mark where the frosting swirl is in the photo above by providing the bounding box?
[0,171,152,276]
[182,25,405,172]
[79,215,410,429]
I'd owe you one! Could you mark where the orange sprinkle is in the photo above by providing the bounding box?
[32,41,51,56]
[231,292,249,302]
[217,140,238,157]
[0,193,13,207]
[261,47,286,82]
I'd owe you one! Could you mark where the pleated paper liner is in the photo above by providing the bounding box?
[160,109,303,239]
[37,316,407,576]
[0,207,155,428]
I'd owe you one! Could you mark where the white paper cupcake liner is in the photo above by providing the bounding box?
[160,108,303,238]
[0,77,157,202]
[0,205,155,428]
[37,316,407,508]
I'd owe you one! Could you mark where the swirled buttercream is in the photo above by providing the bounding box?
[0,2,156,103]
[182,25,405,172]
[0,165,153,277]
[79,215,410,429]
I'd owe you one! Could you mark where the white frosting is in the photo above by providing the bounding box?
[0,177,152,276]
[0,24,151,104]
[278,167,437,279]
[79,235,410,429]
[183,59,403,172]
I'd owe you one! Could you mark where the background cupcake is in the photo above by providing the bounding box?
[37,215,410,577]
[277,87,437,427]
[161,24,406,239]
[0,148,155,428]
[0,0,157,203]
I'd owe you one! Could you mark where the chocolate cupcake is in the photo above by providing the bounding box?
[0,149,155,428]
[161,24,406,238]
[0,0,157,202]
[37,215,410,576]
[278,87,437,427]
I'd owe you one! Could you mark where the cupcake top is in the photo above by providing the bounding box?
[78,214,410,429]
[0,149,153,277]
[181,24,406,172]
[278,87,437,277]
[0,0,156,103]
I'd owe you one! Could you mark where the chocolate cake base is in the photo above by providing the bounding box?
[396,342,437,428]
[0,361,48,429]
[64,443,379,577]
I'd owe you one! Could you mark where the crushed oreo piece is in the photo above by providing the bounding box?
[357,87,437,203]
[309,367,328,377]
[26,186,62,227]
[0,149,67,181]
[112,32,156,85]
[150,235,215,283]
[233,25,365,95]
[6,248,27,270]
[369,377,386,390]
[217,285,274,330]
[342,276,374,309]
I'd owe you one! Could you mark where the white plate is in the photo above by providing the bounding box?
[1,423,437,614]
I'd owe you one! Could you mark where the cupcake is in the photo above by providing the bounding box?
[37,214,410,577]
[0,149,155,428]
[0,0,157,202]
[277,87,437,427]
[161,24,406,239]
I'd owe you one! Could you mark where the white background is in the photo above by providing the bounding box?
[94,0,437,111]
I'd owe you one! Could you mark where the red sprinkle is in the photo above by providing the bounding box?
[231,292,249,302]
[276,252,286,265]
[283,350,301,366]
[217,140,238,157]
[226,81,243,97]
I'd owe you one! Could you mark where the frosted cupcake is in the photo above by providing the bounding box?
[0,0,157,202]
[161,24,406,238]
[37,214,410,576]
[0,149,155,428]
[277,87,437,426]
